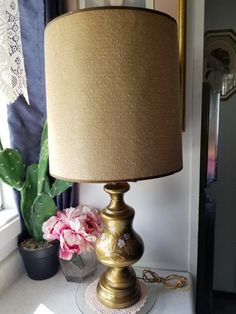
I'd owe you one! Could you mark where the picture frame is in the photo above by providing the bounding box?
[76,0,187,129]
[204,29,236,101]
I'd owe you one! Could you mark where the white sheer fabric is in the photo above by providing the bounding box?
[0,0,29,105]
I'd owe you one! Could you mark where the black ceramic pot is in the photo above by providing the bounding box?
[19,241,59,280]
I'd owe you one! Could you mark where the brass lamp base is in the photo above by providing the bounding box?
[95,182,144,309]
[97,267,141,309]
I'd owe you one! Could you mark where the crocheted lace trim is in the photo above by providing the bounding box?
[86,279,148,314]
[0,0,29,105]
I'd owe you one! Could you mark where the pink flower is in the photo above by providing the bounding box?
[82,209,101,236]
[64,205,102,240]
[117,239,125,248]
[59,229,86,260]
[124,233,130,241]
[42,205,103,260]
[42,214,68,241]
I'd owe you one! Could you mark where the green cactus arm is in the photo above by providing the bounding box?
[31,193,57,242]
[20,164,38,237]
[43,175,51,195]
[0,139,3,151]
[0,148,24,190]
[49,179,73,198]
[37,121,49,194]
[40,120,48,147]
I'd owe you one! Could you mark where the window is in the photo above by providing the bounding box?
[0,184,4,211]
[0,92,13,211]
[0,92,20,262]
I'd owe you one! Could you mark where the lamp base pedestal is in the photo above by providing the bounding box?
[75,264,158,314]
[97,266,141,309]
[95,182,144,309]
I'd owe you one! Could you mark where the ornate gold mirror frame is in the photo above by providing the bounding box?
[153,0,187,130]
[178,0,187,130]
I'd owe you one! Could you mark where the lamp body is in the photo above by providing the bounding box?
[95,182,144,308]
[45,7,183,309]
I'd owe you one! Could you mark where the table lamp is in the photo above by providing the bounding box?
[45,7,182,309]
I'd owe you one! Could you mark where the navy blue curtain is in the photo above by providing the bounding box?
[7,0,46,166]
[44,0,78,210]
[45,0,64,22]
[7,0,77,213]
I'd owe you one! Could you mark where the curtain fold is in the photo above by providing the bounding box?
[44,0,64,23]
[45,0,78,210]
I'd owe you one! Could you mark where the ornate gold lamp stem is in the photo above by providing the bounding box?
[95,182,144,309]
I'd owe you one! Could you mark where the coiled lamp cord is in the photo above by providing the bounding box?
[138,269,190,290]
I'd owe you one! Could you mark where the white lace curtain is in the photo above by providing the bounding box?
[0,0,29,105]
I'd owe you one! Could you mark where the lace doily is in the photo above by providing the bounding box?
[85,279,148,314]
[0,0,29,105]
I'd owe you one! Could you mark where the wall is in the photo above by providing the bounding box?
[79,0,205,283]
[204,0,236,292]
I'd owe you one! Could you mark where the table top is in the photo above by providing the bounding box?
[0,266,195,314]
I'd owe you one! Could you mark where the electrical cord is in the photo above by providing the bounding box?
[137,269,190,290]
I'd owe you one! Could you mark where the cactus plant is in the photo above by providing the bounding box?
[0,121,73,243]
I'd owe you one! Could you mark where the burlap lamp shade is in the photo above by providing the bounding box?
[45,7,182,183]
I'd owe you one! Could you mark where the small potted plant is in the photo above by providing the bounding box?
[0,121,73,280]
[42,205,103,282]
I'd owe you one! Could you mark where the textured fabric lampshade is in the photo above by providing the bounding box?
[45,7,182,183]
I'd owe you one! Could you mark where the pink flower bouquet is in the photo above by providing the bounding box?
[42,205,103,260]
